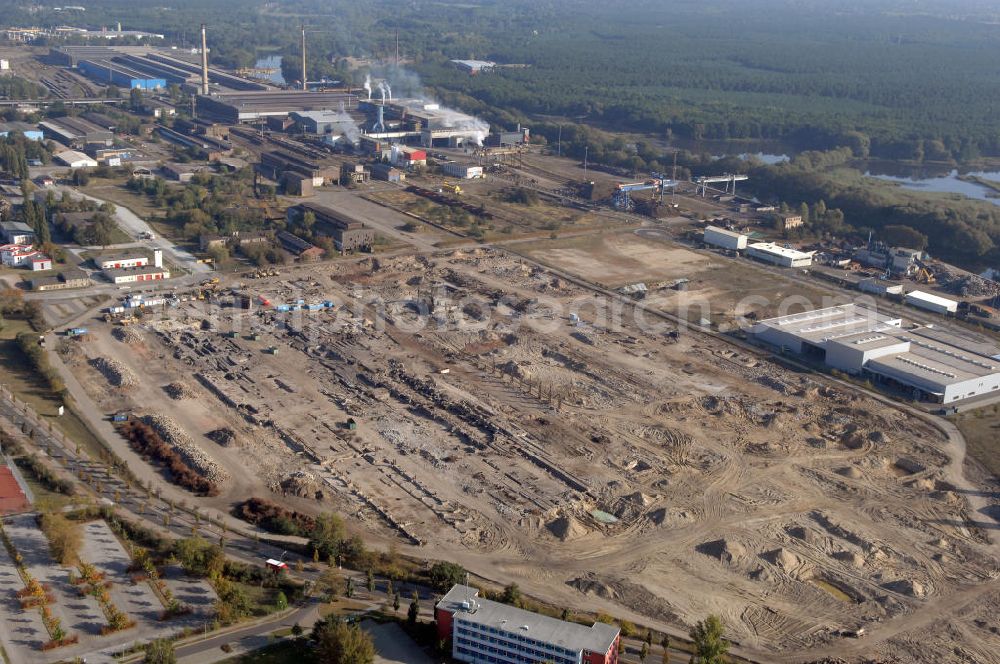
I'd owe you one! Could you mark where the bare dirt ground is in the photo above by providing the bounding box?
[53,243,1000,663]
[523,231,838,326]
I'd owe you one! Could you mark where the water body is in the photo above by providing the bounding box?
[727,152,789,165]
[254,55,285,85]
[865,167,1000,206]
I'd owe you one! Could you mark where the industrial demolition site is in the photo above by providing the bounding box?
[52,246,1000,661]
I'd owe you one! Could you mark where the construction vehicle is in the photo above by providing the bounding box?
[440,182,462,195]
[915,267,936,284]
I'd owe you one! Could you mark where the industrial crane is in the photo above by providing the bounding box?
[694,174,749,197]
[612,174,681,210]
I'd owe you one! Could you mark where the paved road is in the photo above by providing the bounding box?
[172,602,320,664]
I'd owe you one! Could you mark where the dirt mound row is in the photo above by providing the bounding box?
[143,414,229,484]
[89,356,138,388]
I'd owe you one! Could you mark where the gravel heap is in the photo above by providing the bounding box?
[206,427,237,447]
[90,357,139,388]
[144,414,229,484]
[111,327,143,344]
[163,382,191,400]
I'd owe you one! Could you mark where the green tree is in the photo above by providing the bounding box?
[130,87,145,111]
[275,590,288,610]
[144,638,176,664]
[291,622,303,637]
[312,618,375,664]
[345,576,354,598]
[428,561,466,592]
[392,591,400,612]
[407,591,419,626]
[316,566,340,601]
[501,583,521,606]
[641,642,649,663]
[309,512,347,561]
[366,568,375,593]
[689,615,728,664]
[661,635,671,664]
[880,224,928,250]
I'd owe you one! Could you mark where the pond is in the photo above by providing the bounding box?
[864,166,1000,206]
[254,55,285,85]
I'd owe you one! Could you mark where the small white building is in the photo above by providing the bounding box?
[441,162,484,179]
[905,290,958,315]
[746,242,814,268]
[858,277,905,296]
[30,256,52,271]
[703,226,748,251]
[0,60,9,71]
[104,265,170,284]
[54,150,98,169]
[96,252,149,270]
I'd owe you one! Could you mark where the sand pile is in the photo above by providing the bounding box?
[547,515,588,541]
[786,525,816,543]
[882,579,928,598]
[833,550,865,568]
[836,466,863,479]
[765,548,801,571]
[698,538,746,563]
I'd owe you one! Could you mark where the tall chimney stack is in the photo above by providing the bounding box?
[301,25,307,91]
[200,24,209,96]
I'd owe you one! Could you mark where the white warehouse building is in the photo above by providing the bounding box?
[441,162,484,179]
[905,290,959,315]
[746,242,814,267]
[749,304,902,356]
[751,304,1000,403]
[703,226,747,251]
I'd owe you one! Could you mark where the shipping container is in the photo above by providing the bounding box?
[111,412,129,422]
[67,327,88,336]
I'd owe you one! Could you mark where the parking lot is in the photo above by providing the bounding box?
[0,515,216,664]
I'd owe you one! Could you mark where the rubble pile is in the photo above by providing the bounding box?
[950,274,1000,297]
[90,357,139,388]
[164,382,191,400]
[206,427,238,447]
[111,327,143,344]
[144,414,229,484]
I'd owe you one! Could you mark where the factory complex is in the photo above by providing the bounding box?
[751,303,1000,403]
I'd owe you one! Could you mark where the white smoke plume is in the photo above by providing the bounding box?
[323,102,362,145]
[377,67,491,145]
[363,74,372,101]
